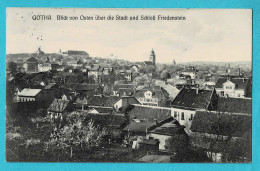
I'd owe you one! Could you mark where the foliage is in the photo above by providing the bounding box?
[44,113,107,159]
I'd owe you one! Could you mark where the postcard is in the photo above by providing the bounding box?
[6,8,252,163]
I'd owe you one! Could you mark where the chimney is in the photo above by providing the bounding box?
[243,77,245,82]
[196,87,199,95]
[154,119,158,126]
[238,68,241,76]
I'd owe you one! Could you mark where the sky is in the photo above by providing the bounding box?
[6,8,252,63]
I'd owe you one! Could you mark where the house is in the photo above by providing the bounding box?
[87,106,113,114]
[16,88,43,102]
[113,84,135,95]
[190,110,251,163]
[88,65,103,82]
[215,77,251,98]
[148,117,189,151]
[180,66,197,80]
[38,57,52,72]
[134,86,169,107]
[70,83,100,95]
[170,87,218,131]
[47,98,74,121]
[114,96,141,113]
[117,88,135,97]
[124,70,133,82]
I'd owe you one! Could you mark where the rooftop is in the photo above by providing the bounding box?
[190,110,251,137]
[17,88,41,97]
[171,88,213,110]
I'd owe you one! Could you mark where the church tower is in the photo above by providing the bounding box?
[149,49,156,65]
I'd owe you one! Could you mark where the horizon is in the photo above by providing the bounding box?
[6,8,252,63]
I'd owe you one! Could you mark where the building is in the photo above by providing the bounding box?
[148,117,189,151]
[16,88,43,102]
[170,87,218,131]
[180,66,197,80]
[113,84,135,95]
[149,49,156,65]
[190,110,251,163]
[215,77,251,98]
[134,86,169,107]
[38,57,52,72]
[23,57,39,73]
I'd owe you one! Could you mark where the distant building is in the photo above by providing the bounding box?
[143,49,156,66]
[24,57,39,73]
[38,57,52,72]
[16,88,42,102]
[215,77,251,98]
[134,86,169,107]
[180,66,196,80]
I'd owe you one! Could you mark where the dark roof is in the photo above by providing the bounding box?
[144,61,154,66]
[70,84,99,91]
[128,105,171,122]
[84,113,125,128]
[215,77,250,89]
[48,99,70,113]
[87,95,109,106]
[122,121,154,133]
[89,107,113,114]
[117,88,134,96]
[104,96,120,106]
[190,110,251,137]
[87,95,119,107]
[114,84,134,91]
[216,97,252,114]
[149,120,185,136]
[171,88,213,110]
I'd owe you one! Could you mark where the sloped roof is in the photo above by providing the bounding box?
[104,96,120,106]
[117,88,134,96]
[122,121,154,133]
[48,99,70,113]
[190,110,251,137]
[87,95,109,106]
[17,88,41,97]
[84,113,125,128]
[144,61,154,66]
[128,104,172,122]
[114,84,134,91]
[216,97,252,114]
[70,83,99,91]
[149,120,185,136]
[171,88,213,110]
[89,107,113,114]
[215,77,250,89]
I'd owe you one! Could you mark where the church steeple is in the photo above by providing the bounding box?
[149,49,156,65]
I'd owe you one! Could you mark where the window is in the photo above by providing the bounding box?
[190,114,193,120]
[181,112,185,120]
[174,111,177,118]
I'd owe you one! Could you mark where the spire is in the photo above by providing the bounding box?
[149,48,156,66]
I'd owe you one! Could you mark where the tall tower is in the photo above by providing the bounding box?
[149,49,156,65]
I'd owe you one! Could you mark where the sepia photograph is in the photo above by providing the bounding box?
[6,8,252,163]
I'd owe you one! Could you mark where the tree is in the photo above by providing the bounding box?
[160,70,171,82]
[8,61,17,75]
[44,113,107,160]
